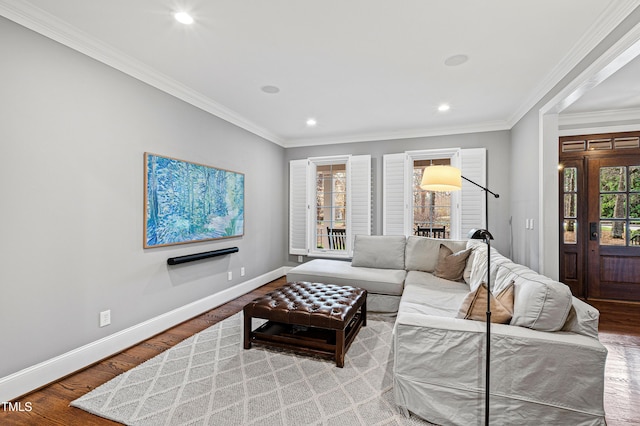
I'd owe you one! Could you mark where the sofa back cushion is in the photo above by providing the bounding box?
[351,235,406,269]
[405,236,468,273]
[509,271,572,331]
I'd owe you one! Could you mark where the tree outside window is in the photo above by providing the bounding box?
[413,159,451,237]
[599,165,640,245]
[316,163,347,250]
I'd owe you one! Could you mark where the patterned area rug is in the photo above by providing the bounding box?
[71,313,431,425]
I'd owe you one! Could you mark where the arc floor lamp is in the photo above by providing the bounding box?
[420,165,499,425]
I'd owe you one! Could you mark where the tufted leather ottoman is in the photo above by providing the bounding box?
[243,281,367,367]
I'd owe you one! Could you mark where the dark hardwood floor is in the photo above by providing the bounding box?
[1,277,638,425]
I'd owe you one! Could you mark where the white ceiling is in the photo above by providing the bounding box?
[562,54,640,114]
[2,0,640,147]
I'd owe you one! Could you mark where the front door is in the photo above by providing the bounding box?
[559,132,640,302]
[586,156,640,301]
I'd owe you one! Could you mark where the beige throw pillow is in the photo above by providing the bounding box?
[457,281,515,324]
[434,244,472,281]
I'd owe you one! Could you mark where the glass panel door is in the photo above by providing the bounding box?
[587,157,640,301]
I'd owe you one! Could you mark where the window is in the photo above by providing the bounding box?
[315,162,347,251]
[383,148,486,239]
[289,155,371,258]
[413,159,451,238]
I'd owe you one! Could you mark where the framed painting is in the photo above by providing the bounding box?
[144,153,244,248]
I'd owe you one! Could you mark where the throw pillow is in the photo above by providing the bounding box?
[457,280,515,324]
[434,244,472,281]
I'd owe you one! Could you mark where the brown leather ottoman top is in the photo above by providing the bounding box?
[244,282,366,330]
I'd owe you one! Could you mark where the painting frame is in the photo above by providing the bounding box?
[144,153,245,248]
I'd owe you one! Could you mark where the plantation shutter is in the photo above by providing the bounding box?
[383,153,409,235]
[289,159,309,255]
[460,148,487,237]
[348,155,372,255]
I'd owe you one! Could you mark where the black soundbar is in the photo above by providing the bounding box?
[167,247,239,265]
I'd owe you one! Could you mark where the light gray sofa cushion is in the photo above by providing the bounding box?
[405,236,468,273]
[401,271,470,317]
[351,235,406,270]
[286,258,406,296]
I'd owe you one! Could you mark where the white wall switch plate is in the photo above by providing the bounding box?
[227,271,233,281]
[99,310,111,327]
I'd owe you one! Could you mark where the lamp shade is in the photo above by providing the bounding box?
[420,165,462,192]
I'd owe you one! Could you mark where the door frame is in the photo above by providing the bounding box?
[538,19,640,278]
[559,131,640,300]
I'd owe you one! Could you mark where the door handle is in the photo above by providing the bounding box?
[590,222,598,241]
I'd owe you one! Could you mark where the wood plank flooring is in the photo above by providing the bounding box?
[1,276,638,425]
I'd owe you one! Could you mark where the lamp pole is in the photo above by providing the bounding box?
[484,233,492,426]
[463,176,499,426]
[420,165,500,425]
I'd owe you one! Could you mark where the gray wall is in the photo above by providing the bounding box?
[285,131,512,260]
[0,17,285,378]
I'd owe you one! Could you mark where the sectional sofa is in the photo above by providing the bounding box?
[287,235,607,426]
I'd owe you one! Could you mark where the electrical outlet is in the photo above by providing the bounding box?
[227,271,233,281]
[297,255,303,263]
[99,310,111,327]
[240,267,245,276]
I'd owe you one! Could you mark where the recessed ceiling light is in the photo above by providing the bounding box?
[261,85,280,94]
[444,54,469,67]
[306,118,317,127]
[438,104,451,112]
[174,12,194,25]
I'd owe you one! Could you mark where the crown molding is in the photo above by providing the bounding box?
[559,107,640,127]
[558,107,640,137]
[0,0,286,147]
[4,0,639,150]
[558,124,640,137]
[282,120,510,148]
[507,0,640,128]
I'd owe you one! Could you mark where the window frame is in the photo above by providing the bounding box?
[289,155,371,259]
[406,149,460,238]
[309,156,351,257]
[383,148,486,240]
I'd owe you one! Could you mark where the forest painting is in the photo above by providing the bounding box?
[144,153,244,248]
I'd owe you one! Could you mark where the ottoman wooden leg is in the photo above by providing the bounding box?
[362,298,367,327]
[336,328,345,368]
[243,312,252,349]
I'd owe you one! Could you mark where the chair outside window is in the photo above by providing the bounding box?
[327,227,347,250]
[416,226,447,239]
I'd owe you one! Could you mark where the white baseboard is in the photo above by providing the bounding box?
[0,267,286,403]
